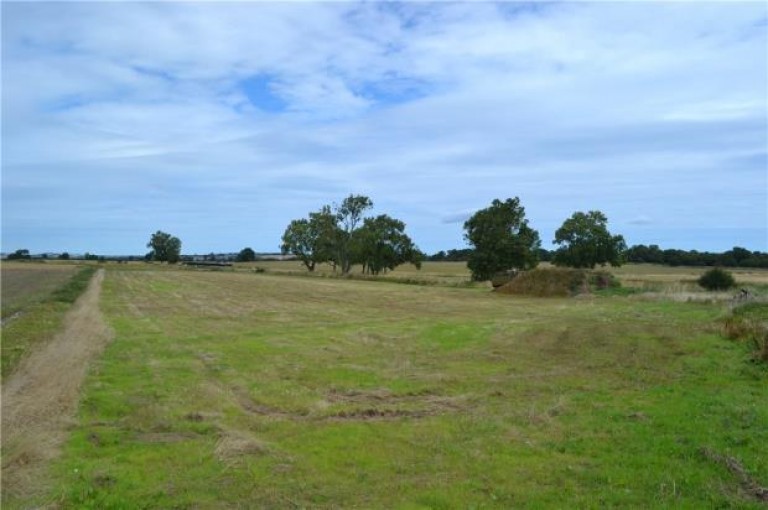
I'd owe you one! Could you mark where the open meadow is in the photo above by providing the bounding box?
[2,262,765,508]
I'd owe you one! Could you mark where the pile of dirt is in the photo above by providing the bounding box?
[495,268,618,297]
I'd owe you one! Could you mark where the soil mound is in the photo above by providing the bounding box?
[496,268,618,297]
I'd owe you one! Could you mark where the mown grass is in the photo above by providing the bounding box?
[1,262,80,318]
[1,265,97,379]
[33,267,768,509]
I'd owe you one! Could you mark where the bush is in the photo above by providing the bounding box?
[698,268,736,291]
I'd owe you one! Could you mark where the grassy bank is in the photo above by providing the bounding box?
[1,265,97,379]
[32,268,768,508]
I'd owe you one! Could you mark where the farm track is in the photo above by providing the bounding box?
[1,269,112,504]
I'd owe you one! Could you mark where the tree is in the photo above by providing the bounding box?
[281,206,338,271]
[353,214,422,275]
[236,247,257,262]
[58,252,70,260]
[463,198,541,281]
[7,249,31,260]
[146,230,182,263]
[334,194,373,274]
[552,211,626,269]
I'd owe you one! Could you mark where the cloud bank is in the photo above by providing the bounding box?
[2,2,766,254]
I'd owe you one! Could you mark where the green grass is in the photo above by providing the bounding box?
[1,265,97,379]
[31,267,767,509]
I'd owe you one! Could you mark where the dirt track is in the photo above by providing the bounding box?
[2,269,112,503]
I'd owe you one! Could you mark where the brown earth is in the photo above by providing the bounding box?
[1,269,113,504]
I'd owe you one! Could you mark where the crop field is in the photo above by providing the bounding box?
[0,262,96,378]
[3,264,763,508]
[1,262,79,318]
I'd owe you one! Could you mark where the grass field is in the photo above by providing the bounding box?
[19,264,765,508]
[1,262,80,318]
[1,262,96,378]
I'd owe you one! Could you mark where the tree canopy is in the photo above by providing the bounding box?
[463,197,541,281]
[552,211,626,269]
[281,206,337,271]
[353,214,422,275]
[281,195,421,275]
[146,230,182,263]
[236,247,257,262]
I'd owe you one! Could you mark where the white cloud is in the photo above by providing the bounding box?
[2,2,766,253]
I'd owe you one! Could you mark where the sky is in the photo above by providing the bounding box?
[2,1,767,256]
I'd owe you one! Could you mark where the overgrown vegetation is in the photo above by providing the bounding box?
[698,267,736,291]
[723,302,768,363]
[495,268,620,297]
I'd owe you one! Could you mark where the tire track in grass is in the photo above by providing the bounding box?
[1,269,113,505]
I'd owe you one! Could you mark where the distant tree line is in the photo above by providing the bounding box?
[428,244,768,269]
[623,245,768,268]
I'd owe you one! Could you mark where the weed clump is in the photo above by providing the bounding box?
[698,268,736,291]
[495,268,620,297]
[722,302,768,363]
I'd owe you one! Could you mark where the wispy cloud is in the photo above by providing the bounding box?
[2,2,766,253]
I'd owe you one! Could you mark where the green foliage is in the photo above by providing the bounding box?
[235,247,256,262]
[282,195,421,276]
[335,194,374,274]
[463,197,540,281]
[698,267,736,291]
[7,249,31,260]
[146,230,182,264]
[58,252,70,260]
[352,214,422,275]
[281,206,338,271]
[553,210,626,269]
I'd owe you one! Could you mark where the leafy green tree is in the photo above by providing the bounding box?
[353,214,422,275]
[331,195,373,274]
[7,249,31,260]
[236,247,257,262]
[553,211,626,269]
[463,198,541,281]
[281,206,338,271]
[146,230,182,263]
[58,252,70,260]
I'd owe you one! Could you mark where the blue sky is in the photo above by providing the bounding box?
[2,1,766,255]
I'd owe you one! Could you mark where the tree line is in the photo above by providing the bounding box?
[429,243,768,269]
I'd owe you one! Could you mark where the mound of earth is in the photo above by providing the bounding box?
[495,268,618,297]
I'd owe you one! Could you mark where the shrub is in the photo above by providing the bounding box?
[698,268,736,291]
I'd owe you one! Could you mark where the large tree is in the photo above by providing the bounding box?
[333,194,373,274]
[353,214,422,275]
[552,210,626,268]
[282,195,423,275]
[146,230,182,263]
[281,206,337,271]
[463,197,540,281]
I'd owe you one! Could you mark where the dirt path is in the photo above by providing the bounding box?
[2,269,113,504]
